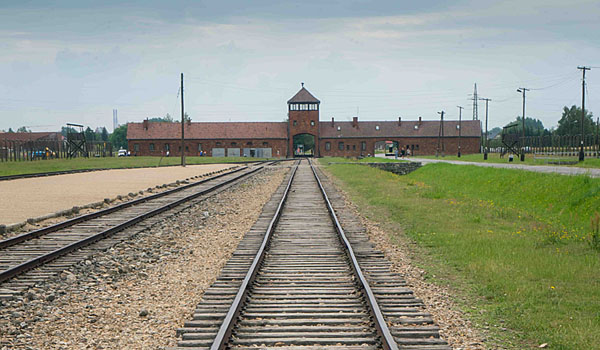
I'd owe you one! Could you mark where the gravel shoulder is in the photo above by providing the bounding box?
[0,164,235,226]
[0,164,288,350]
[319,165,486,350]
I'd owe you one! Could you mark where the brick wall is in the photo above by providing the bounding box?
[288,109,320,157]
[319,137,480,157]
[128,139,288,158]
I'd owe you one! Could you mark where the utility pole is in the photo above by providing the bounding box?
[457,106,464,157]
[181,73,185,167]
[517,88,529,161]
[479,98,491,160]
[471,83,479,120]
[578,66,591,161]
[437,111,445,157]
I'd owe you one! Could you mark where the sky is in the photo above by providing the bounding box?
[0,0,598,132]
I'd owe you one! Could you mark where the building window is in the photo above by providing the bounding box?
[178,146,181,151]
[325,142,331,150]
[186,146,189,151]
[353,145,356,150]
[198,143,202,151]
[337,126,341,131]
[338,142,344,151]
[134,144,139,152]
[414,125,419,130]
[415,144,419,150]
[247,141,252,146]
[346,145,350,150]
[231,142,237,146]
[216,142,221,146]
[411,144,414,150]
[375,125,380,130]
[262,142,268,146]
[293,120,297,126]
[164,143,170,151]
[361,141,366,151]
[149,143,155,151]
[310,121,315,126]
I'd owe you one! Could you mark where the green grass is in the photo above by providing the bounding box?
[325,156,408,164]
[320,158,600,349]
[0,156,271,177]
[418,152,600,168]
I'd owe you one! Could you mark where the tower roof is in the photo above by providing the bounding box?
[287,85,320,104]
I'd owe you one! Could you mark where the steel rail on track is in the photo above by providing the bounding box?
[0,162,276,284]
[308,158,399,350]
[209,160,300,350]
[0,164,266,250]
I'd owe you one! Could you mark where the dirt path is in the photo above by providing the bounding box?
[0,164,234,226]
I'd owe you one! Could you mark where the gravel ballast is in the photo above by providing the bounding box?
[0,165,288,350]
[319,165,486,350]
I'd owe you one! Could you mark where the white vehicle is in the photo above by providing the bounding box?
[117,149,127,157]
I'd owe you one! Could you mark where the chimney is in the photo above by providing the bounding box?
[418,117,422,126]
[331,117,335,127]
[398,117,402,126]
[352,117,358,128]
[186,118,191,126]
[143,119,148,130]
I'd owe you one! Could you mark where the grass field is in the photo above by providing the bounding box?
[0,156,272,177]
[418,152,600,168]
[320,158,600,349]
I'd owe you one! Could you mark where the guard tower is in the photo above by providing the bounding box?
[287,83,320,157]
[66,123,87,158]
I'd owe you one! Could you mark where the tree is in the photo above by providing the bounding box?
[7,128,14,133]
[174,112,191,123]
[502,116,549,137]
[148,113,174,123]
[110,124,128,150]
[100,127,109,142]
[16,126,31,133]
[61,126,77,137]
[555,105,595,136]
[84,127,96,141]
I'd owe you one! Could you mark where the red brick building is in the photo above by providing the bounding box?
[127,86,481,157]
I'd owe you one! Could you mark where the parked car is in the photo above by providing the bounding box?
[117,149,127,157]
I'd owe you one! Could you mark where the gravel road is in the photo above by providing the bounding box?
[0,163,235,226]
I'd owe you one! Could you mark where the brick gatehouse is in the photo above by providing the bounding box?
[127,86,481,157]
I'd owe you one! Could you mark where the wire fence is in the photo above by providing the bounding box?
[0,139,113,162]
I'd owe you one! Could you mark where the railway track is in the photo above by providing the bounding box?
[0,161,278,300]
[174,159,449,350]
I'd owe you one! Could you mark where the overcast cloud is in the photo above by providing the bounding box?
[0,0,598,131]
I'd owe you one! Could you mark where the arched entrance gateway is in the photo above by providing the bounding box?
[293,133,316,157]
[287,84,320,157]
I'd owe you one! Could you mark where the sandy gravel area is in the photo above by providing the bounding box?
[0,164,234,226]
[0,165,288,350]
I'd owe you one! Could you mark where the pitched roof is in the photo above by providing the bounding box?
[127,122,288,140]
[319,120,481,138]
[287,87,320,104]
[0,132,63,142]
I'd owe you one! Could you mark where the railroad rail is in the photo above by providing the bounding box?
[0,160,276,182]
[0,161,279,299]
[174,159,449,349]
